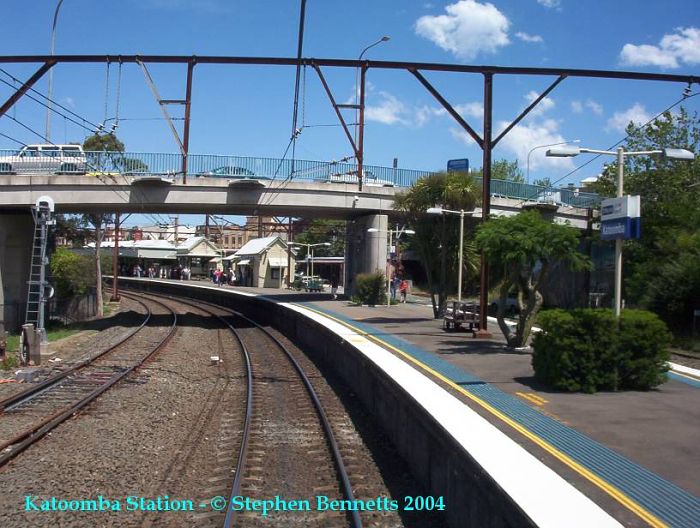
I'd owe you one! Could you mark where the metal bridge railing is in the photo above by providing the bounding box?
[0,149,600,207]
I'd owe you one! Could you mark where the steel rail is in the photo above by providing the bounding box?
[220,305,363,528]
[0,292,177,467]
[137,291,254,528]
[135,288,361,527]
[0,55,697,84]
[0,293,152,412]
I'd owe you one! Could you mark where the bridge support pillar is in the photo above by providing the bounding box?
[0,212,33,333]
[344,214,388,298]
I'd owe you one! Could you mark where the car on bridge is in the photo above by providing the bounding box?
[325,170,394,187]
[199,166,269,179]
[0,144,87,174]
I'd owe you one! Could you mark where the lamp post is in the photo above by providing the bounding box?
[547,146,694,316]
[426,207,476,304]
[368,225,415,306]
[354,36,390,185]
[527,139,579,185]
[289,242,331,278]
[46,0,65,141]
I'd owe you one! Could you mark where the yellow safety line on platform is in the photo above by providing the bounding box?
[516,392,546,406]
[299,304,668,528]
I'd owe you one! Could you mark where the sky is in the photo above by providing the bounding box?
[1,0,698,228]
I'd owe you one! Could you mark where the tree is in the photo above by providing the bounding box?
[491,159,525,183]
[394,171,481,318]
[590,107,700,332]
[293,219,345,258]
[83,132,148,174]
[533,177,552,188]
[82,213,113,317]
[475,210,591,348]
[54,214,88,247]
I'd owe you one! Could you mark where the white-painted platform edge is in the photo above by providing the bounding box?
[669,361,700,379]
[121,279,620,526]
[282,301,622,528]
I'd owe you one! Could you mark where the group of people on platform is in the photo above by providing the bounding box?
[390,274,409,303]
[211,267,238,287]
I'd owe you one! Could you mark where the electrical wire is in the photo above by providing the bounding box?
[521,91,700,205]
[0,131,25,146]
[0,68,101,131]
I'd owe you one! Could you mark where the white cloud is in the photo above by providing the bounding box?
[455,102,484,118]
[586,99,603,115]
[537,0,560,7]
[571,99,603,116]
[449,127,480,146]
[365,92,409,125]
[495,119,574,172]
[62,97,76,109]
[620,27,700,69]
[525,90,555,116]
[515,32,543,43]
[606,103,651,133]
[415,0,510,61]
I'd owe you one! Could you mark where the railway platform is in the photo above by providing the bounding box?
[109,279,700,527]
[297,293,700,528]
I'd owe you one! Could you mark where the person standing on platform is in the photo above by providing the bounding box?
[330,275,339,300]
[399,278,408,303]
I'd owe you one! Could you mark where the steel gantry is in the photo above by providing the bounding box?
[0,54,697,333]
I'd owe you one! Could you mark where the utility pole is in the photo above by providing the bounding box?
[111,213,120,301]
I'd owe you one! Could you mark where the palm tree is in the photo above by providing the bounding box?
[394,171,481,318]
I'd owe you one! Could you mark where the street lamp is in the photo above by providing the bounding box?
[46,0,65,141]
[527,139,580,185]
[289,242,331,278]
[547,145,695,317]
[367,225,414,306]
[426,207,476,304]
[354,36,390,178]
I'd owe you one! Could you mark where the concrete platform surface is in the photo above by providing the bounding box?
[123,281,700,527]
[296,295,700,528]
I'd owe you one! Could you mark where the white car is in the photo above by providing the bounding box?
[325,170,394,187]
[0,144,87,174]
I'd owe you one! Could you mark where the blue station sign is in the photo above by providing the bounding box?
[447,158,469,172]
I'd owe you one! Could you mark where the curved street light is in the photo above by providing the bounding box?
[546,145,694,317]
[46,0,65,141]
[527,139,580,185]
[426,207,476,303]
[354,36,390,160]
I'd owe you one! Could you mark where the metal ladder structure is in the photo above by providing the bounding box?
[25,198,55,344]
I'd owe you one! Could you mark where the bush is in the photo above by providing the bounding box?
[50,248,95,297]
[352,272,387,306]
[532,309,670,393]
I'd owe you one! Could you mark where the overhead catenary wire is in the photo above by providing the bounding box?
[0,68,101,132]
[522,91,700,205]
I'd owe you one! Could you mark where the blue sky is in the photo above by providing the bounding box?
[1,0,698,227]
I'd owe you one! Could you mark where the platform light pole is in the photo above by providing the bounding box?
[289,242,331,278]
[368,225,415,306]
[527,139,579,185]
[426,207,476,304]
[547,145,694,317]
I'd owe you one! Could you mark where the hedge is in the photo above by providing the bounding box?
[532,309,671,393]
[352,272,387,306]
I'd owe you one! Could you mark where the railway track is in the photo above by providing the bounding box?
[137,292,362,527]
[0,292,177,467]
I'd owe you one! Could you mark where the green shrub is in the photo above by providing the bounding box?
[353,272,387,306]
[617,310,671,389]
[532,308,670,393]
[50,247,95,297]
